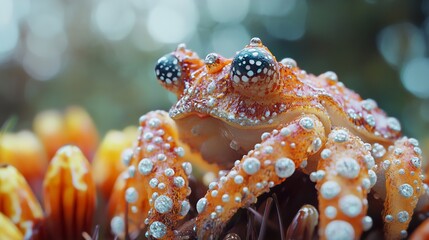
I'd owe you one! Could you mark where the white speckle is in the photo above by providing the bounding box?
[336,158,360,179]
[362,178,371,190]
[411,157,421,168]
[174,177,185,188]
[215,205,224,213]
[321,181,341,199]
[387,117,401,132]
[372,143,386,158]
[362,216,373,231]
[138,158,153,175]
[365,114,376,127]
[211,190,218,197]
[361,99,377,111]
[397,211,409,223]
[157,183,166,190]
[164,168,175,177]
[150,221,167,239]
[175,147,185,157]
[312,138,322,152]
[275,158,295,178]
[325,206,337,219]
[364,155,375,169]
[280,127,291,136]
[154,195,173,214]
[399,184,413,198]
[196,198,207,213]
[182,162,193,175]
[382,160,391,170]
[368,170,377,188]
[332,129,349,142]
[261,132,271,140]
[325,220,354,240]
[242,157,261,175]
[409,138,419,146]
[111,216,125,236]
[322,71,338,81]
[125,187,138,203]
[385,214,394,222]
[234,175,244,184]
[263,146,274,154]
[321,149,332,159]
[148,118,161,128]
[143,132,154,141]
[339,195,363,217]
[222,194,230,202]
[157,154,167,161]
[299,117,315,130]
[180,200,190,216]
[149,178,159,188]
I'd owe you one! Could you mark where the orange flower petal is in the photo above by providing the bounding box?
[0,164,43,237]
[0,131,48,189]
[92,126,137,199]
[33,106,99,160]
[0,212,24,240]
[43,145,96,240]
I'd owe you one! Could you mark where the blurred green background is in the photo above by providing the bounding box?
[0,0,428,147]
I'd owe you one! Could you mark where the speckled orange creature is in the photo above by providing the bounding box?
[111,38,427,240]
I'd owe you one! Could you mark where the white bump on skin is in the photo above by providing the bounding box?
[398,184,413,198]
[154,195,173,214]
[299,117,315,130]
[196,198,207,213]
[234,175,244,184]
[411,157,421,168]
[387,117,401,132]
[182,162,193,175]
[321,149,332,159]
[397,211,409,223]
[339,195,363,217]
[125,187,138,203]
[325,206,337,219]
[372,143,386,158]
[368,170,377,188]
[364,155,375,169]
[325,220,355,240]
[275,158,295,178]
[242,157,261,175]
[138,158,153,175]
[362,216,373,231]
[180,200,190,216]
[332,129,349,142]
[111,216,125,236]
[336,158,361,179]
[150,221,167,239]
[321,181,341,199]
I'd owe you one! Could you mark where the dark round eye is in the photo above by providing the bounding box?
[155,54,182,85]
[231,47,276,84]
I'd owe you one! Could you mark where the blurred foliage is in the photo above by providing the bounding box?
[0,0,428,148]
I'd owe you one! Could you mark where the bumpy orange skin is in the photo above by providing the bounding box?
[116,38,426,239]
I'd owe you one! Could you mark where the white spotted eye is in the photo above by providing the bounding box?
[231,47,277,84]
[155,54,182,85]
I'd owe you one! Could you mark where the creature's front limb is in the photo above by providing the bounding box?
[195,114,326,239]
[315,128,373,240]
[109,111,192,239]
[373,138,424,239]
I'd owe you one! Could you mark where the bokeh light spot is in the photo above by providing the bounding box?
[147,0,198,44]
[377,23,426,67]
[207,0,249,23]
[400,58,429,99]
[93,0,136,41]
[210,24,250,57]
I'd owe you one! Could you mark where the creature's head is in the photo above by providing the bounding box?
[154,38,306,128]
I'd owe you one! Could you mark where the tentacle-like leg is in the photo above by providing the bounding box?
[195,114,326,239]
[372,138,424,239]
[315,128,373,240]
[109,111,192,239]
